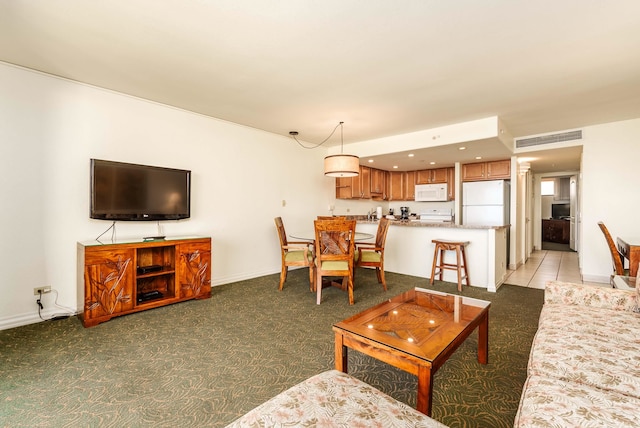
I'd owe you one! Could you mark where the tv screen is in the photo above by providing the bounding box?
[551,203,570,219]
[90,159,191,221]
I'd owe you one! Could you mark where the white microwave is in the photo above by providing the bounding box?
[415,183,448,202]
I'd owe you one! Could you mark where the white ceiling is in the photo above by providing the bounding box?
[2,0,639,173]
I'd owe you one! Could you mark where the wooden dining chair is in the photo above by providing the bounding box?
[314,219,356,305]
[597,221,628,284]
[274,217,315,291]
[355,217,390,291]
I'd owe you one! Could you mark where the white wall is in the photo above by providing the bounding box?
[580,118,640,283]
[0,63,331,329]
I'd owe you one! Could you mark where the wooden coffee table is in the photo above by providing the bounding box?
[333,287,490,416]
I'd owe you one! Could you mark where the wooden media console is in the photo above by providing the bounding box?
[77,236,211,327]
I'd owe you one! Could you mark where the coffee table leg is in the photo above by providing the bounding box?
[478,312,489,365]
[334,332,348,373]
[416,365,433,416]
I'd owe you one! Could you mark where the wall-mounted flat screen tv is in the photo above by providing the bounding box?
[90,159,191,221]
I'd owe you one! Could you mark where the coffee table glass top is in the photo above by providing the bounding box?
[334,287,490,361]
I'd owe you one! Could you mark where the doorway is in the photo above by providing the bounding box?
[538,175,578,253]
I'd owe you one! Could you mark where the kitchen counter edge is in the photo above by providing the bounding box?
[355,218,509,230]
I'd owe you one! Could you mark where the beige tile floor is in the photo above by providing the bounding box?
[505,249,603,289]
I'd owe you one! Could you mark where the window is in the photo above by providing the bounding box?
[541,180,555,196]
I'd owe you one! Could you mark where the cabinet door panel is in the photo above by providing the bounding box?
[370,168,384,195]
[415,170,431,184]
[447,167,455,200]
[177,244,212,299]
[335,177,353,199]
[388,171,404,201]
[359,166,371,199]
[404,171,416,200]
[84,250,135,318]
[431,168,448,183]
[462,163,486,181]
[487,160,511,179]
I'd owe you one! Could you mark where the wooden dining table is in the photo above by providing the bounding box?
[617,236,640,277]
[289,231,374,243]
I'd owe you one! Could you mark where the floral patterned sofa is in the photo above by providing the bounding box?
[225,369,447,427]
[514,280,640,427]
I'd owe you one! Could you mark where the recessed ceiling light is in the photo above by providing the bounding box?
[429,161,436,165]
[408,153,414,157]
[393,165,398,169]
[459,147,466,151]
[475,156,482,160]
[368,159,374,163]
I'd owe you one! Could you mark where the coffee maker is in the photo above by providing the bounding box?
[400,206,410,220]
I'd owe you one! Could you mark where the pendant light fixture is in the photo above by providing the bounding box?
[289,121,360,177]
[323,122,359,177]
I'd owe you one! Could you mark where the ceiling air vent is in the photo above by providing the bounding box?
[515,130,582,148]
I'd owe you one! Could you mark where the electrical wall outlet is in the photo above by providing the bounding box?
[33,286,52,295]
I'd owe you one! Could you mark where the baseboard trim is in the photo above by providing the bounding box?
[0,311,54,331]
[1,268,290,331]
[211,268,281,287]
[581,273,610,284]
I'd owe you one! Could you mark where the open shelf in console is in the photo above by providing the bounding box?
[135,245,176,305]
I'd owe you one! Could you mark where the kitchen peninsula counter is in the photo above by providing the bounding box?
[357,218,508,230]
[355,218,509,292]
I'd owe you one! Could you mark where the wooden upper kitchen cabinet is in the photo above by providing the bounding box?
[335,166,371,199]
[336,165,455,201]
[335,175,353,199]
[404,171,416,200]
[462,160,511,181]
[359,166,371,199]
[447,167,455,200]
[416,168,448,184]
[387,171,405,201]
[370,168,385,199]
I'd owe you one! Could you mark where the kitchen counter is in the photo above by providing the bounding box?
[355,219,509,292]
[356,218,509,230]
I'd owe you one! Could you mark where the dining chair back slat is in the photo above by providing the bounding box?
[314,219,356,305]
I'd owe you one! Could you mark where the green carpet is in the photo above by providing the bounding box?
[0,269,543,427]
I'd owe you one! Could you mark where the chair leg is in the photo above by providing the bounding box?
[340,276,348,291]
[347,275,354,305]
[430,243,440,285]
[309,265,315,292]
[455,246,463,292]
[316,268,322,305]
[460,246,469,286]
[378,265,387,291]
[279,265,287,291]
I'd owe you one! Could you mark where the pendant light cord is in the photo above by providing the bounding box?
[291,122,344,150]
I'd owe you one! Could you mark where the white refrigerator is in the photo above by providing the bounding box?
[463,180,510,226]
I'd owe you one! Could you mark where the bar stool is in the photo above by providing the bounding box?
[430,239,470,291]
